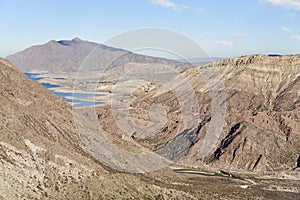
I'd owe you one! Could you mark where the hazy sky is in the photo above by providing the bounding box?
[1,0,300,58]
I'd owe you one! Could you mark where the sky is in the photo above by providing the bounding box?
[1,0,300,58]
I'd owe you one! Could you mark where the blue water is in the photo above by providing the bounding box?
[41,82,61,88]
[72,100,103,108]
[25,72,104,107]
[24,72,43,81]
[54,91,104,107]
[54,77,66,80]
[54,91,104,99]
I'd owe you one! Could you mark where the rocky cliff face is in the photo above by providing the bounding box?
[193,55,300,171]
[110,54,300,172]
[0,58,193,199]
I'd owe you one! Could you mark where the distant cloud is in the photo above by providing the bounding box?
[281,26,292,32]
[232,32,248,37]
[215,40,233,47]
[150,0,189,10]
[292,35,300,40]
[263,0,300,11]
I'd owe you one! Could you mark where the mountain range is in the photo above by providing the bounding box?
[6,37,183,73]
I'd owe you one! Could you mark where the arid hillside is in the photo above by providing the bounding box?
[0,57,299,200]
[98,54,300,172]
[0,58,194,199]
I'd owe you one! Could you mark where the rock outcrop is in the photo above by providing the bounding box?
[103,54,300,172]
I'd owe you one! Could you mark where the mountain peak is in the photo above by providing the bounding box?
[71,37,83,42]
[55,37,83,46]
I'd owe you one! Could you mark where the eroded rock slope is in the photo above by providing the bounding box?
[106,55,300,172]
